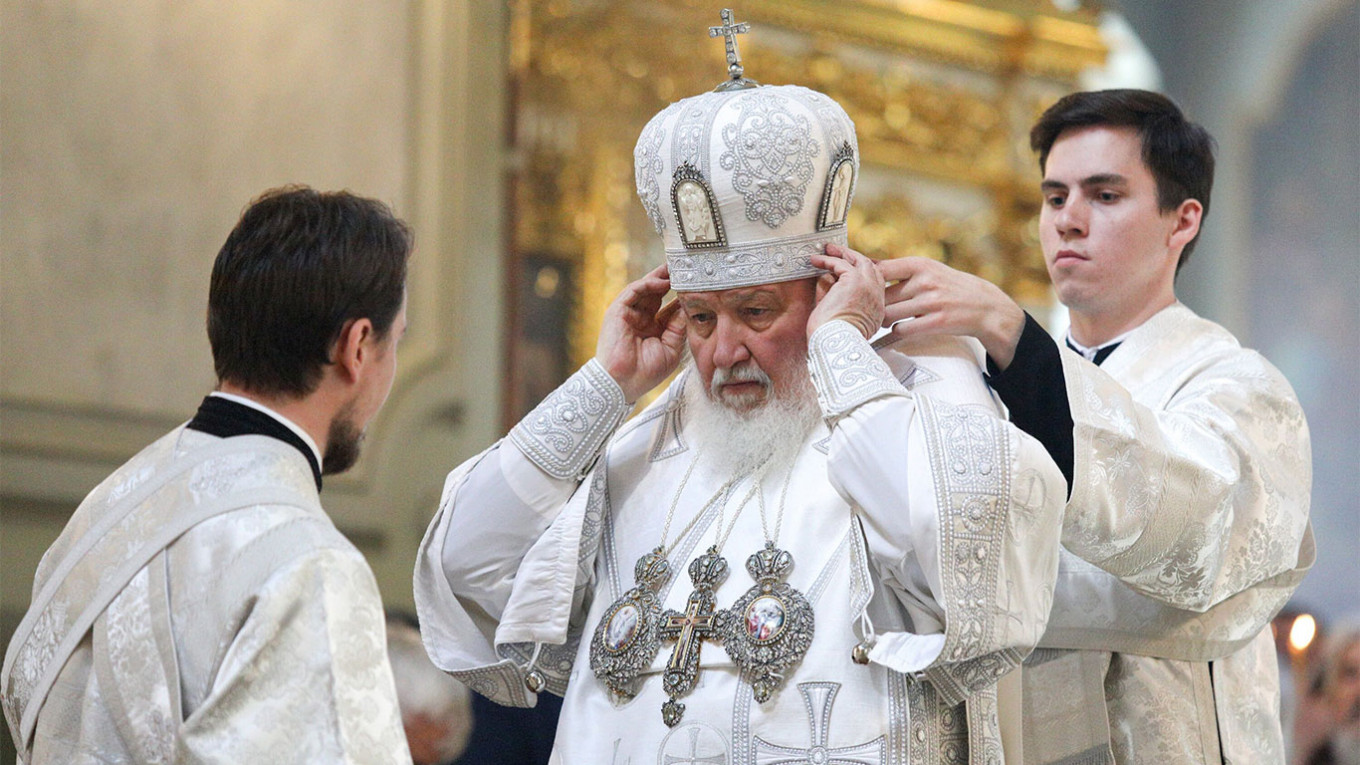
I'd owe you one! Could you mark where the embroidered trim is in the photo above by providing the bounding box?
[649,407,688,461]
[576,465,609,600]
[917,396,1013,683]
[899,362,942,390]
[2,437,314,753]
[493,438,618,701]
[497,641,577,698]
[846,517,875,630]
[806,529,849,605]
[889,670,910,762]
[719,89,818,229]
[965,685,1005,765]
[635,103,675,235]
[907,679,971,764]
[671,93,725,173]
[808,320,908,421]
[451,661,532,708]
[752,682,886,761]
[927,648,1025,707]
[95,563,177,763]
[509,359,630,480]
[666,228,839,292]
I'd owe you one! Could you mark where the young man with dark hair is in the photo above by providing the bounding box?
[873,90,1313,762]
[3,186,414,764]
[1030,88,1216,273]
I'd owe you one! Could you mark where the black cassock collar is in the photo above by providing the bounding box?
[1066,339,1122,366]
[186,395,323,491]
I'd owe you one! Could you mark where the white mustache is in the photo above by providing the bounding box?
[710,361,772,398]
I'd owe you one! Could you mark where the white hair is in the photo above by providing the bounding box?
[683,356,820,477]
[386,618,472,763]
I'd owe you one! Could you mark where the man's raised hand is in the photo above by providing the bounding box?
[879,257,1025,369]
[594,263,687,402]
[808,244,885,338]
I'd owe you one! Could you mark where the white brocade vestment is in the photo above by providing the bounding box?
[1022,303,1314,765]
[1,429,411,765]
[415,320,1067,764]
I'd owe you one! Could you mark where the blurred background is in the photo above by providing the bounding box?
[2,1,1355,762]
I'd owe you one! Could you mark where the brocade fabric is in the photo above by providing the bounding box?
[415,329,1067,763]
[2,428,410,764]
[1022,303,1313,764]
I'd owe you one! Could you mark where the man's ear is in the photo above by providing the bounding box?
[1168,198,1203,253]
[331,318,375,383]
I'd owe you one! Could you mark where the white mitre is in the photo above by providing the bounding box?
[633,12,859,292]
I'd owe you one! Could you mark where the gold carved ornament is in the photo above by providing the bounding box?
[506,0,1105,402]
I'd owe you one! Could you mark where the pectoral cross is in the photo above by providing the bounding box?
[663,593,719,677]
[658,546,728,726]
[708,8,755,88]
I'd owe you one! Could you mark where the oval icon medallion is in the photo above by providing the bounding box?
[606,603,641,652]
[745,595,786,643]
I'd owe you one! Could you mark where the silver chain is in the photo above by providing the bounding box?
[757,460,797,547]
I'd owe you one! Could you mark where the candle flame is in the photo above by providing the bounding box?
[1289,613,1317,653]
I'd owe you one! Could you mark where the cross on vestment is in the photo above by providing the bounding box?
[661,725,726,765]
[708,8,750,80]
[753,682,886,764]
[659,546,728,726]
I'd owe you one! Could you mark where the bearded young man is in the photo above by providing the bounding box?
[414,23,1066,762]
[875,90,1314,763]
[3,187,413,763]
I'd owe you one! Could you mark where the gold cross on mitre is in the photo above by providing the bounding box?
[709,8,758,90]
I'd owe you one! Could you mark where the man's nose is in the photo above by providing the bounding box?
[712,318,751,369]
[1054,198,1088,237]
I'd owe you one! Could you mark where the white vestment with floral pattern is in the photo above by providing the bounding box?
[1021,303,1313,765]
[1,429,411,765]
[416,322,1067,764]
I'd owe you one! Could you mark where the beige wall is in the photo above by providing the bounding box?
[1120,0,1359,623]
[0,0,507,643]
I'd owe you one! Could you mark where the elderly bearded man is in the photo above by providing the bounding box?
[414,20,1066,763]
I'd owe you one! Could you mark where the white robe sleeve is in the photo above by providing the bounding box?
[808,320,1066,704]
[437,445,581,625]
[436,358,630,619]
[177,543,411,764]
[414,360,632,705]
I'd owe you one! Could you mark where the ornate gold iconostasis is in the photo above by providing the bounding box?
[504,0,1106,424]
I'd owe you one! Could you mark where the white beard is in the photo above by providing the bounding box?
[683,358,821,478]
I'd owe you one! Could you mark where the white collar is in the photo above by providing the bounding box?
[207,391,323,467]
[1065,328,1134,362]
